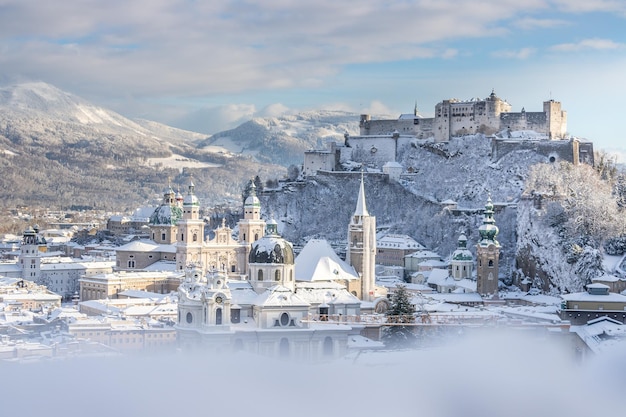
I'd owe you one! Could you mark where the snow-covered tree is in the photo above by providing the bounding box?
[381,285,417,349]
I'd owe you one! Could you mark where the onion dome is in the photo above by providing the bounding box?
[183,180,199,206]
[452,234,473,261]
[478,196,499,245]
[249,223,294,265]
[244,181,261,208]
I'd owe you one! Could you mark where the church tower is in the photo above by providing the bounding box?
[237,180,266,275]
[176,179,205,272]
[20,225,46,282]
[476,196,501,296]
[451,234,473,280]
[346,174,376,302]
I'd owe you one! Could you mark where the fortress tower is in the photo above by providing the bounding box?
[346,174,376,302]
[476,196,501,296]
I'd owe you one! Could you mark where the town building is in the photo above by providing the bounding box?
[560,283,626,325]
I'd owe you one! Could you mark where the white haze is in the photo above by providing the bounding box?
[1,330,623,416]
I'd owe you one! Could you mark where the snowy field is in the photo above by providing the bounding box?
[145,153,222,169]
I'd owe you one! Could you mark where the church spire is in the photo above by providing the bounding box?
[354,172,369,216]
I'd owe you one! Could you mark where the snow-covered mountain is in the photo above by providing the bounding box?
[198,111,361,166]
[0,82,283,210]
[0,81,207,146]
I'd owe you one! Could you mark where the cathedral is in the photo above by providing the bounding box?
[174,176,378,359]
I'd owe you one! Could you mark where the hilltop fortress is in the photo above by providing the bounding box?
[304,91,593,175]
[359,90,567,141]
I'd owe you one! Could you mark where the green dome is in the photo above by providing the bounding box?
[478,197,499,245]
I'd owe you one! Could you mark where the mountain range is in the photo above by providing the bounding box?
[0,82,360,211]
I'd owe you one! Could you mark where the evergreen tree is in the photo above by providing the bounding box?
[381,285,417,349]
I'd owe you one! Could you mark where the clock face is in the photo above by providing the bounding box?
[215,296,223,304]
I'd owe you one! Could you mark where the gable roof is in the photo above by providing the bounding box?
[295,239,359,282]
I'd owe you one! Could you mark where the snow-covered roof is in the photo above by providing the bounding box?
[228,280,260,306]
[377,234,424,250]
[426,268,452,286]
[142,260,178,272]
[561,291,626,303]
[118,289,169,300]
[295,281,360,305]
[295,239,358,282]
[405,250,441,260]
[132,206,156,221]
[116,239,160,252]
[254,285,310,308]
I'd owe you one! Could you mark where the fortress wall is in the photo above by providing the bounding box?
[500,112,548,133]
[347,136,397,167]
[360,119,417,135]
[494,139,584,164]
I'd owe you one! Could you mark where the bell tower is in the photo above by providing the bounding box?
[476,196,501,296]
[346,173,376,301]
[237,180,266,275]
[176,179,205,272]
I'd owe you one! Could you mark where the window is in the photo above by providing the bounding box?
[186,312,193,324]
[161,233,166,241]
[488,260,494,267]
[275,270,281,281]
[193,233,198,242]
[258,270,263,281]
[280,312,290,326]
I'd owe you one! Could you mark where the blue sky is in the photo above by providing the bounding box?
[1,0,625,154]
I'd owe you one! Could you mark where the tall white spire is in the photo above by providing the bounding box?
[354,172,369,216]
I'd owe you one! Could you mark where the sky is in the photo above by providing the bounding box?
[1,0,625,154]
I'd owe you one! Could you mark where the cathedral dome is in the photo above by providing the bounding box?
[249,235,294,265]
[149,204,183,225]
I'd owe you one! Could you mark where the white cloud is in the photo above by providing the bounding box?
[255,103,292,118]
[0,0,549,101]
[513,17,570,29]
[553,0,626,15]
[172,103,257,134]
[492,47,536,59]
[551,38,623,52]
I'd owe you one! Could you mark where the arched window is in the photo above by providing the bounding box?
[254,233,259,241]
[275,270,281,281]
[186,312,193,324]
[488,259,494,267]
[243,233,246,242]
[216,308,222,325]
[193,233,198,242]
[258,270,263,281]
